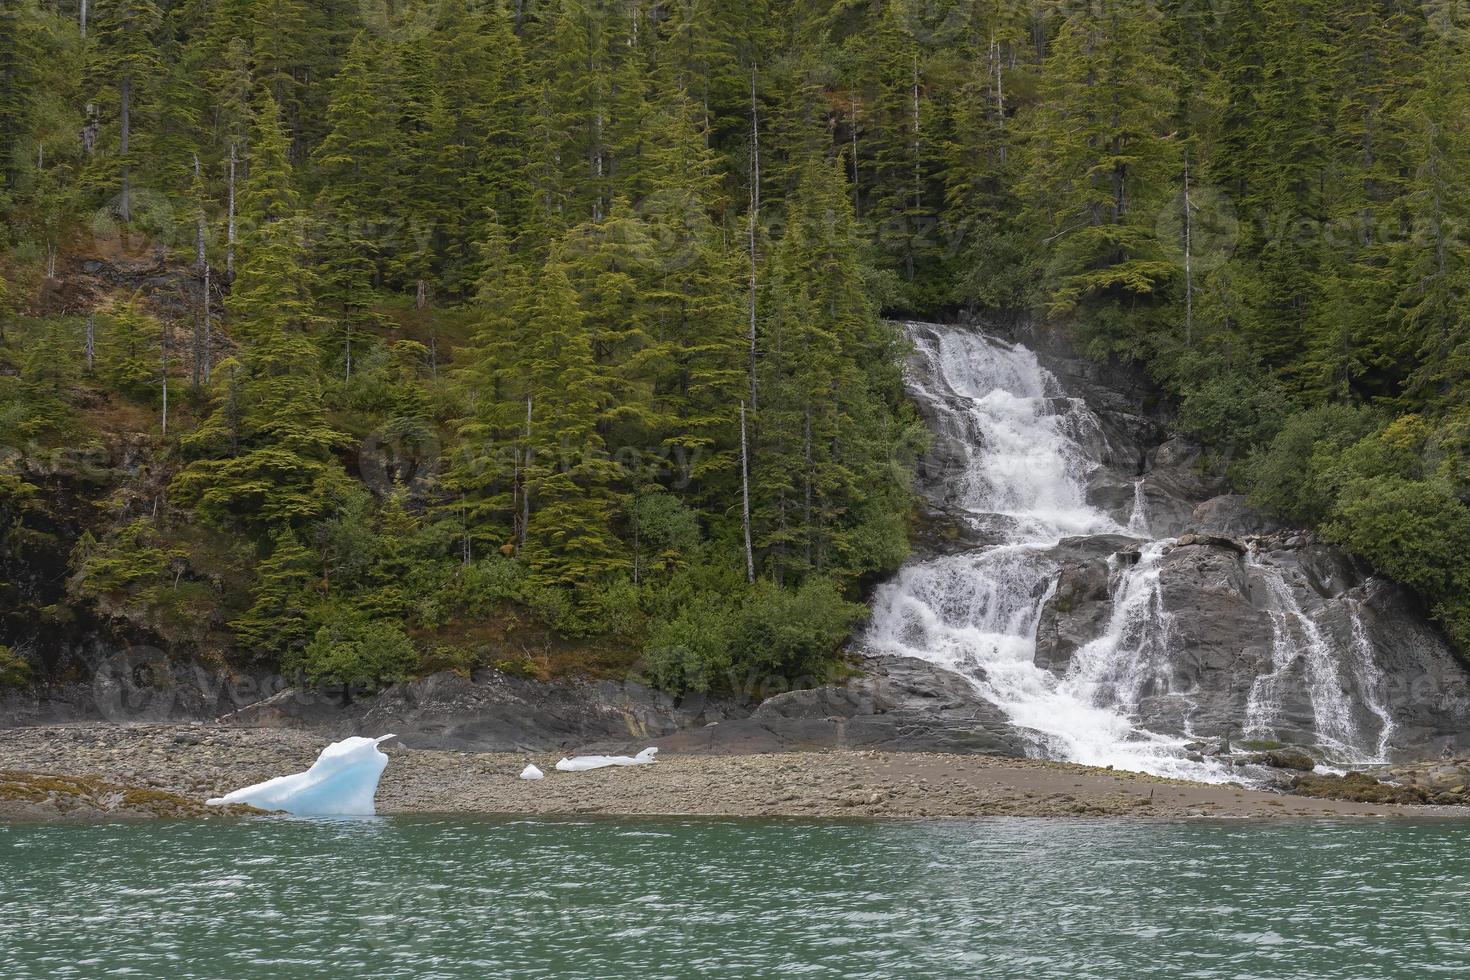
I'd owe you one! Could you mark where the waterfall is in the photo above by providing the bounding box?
[867,322,1408,775]
[867,323,1227,780]
[904,326,1117,540]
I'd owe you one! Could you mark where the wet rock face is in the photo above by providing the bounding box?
[1031,534,1470,759]
[1033,561,1113,674]
[1191,494,1282,537]
[870,320,1470,766]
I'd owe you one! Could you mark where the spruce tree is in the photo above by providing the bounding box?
[520,259,627,590]
[445,218,533,560]
[87,0,162,222]
[1019,0,1180,356]
[171,92,344,531]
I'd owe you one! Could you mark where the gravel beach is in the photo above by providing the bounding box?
[2,724,1465,821]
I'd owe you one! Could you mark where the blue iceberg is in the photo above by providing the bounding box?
[206,734,395,816]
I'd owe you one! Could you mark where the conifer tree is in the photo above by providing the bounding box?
[756,151,909,583]
[231,526,316,654]
[171,93,343,532]
[520,260,627,589]
[1019,0,1180,355]
[445,218,533,560]
[314,30,401,377]
[88,0,162,222]
[1389,27,1470,402]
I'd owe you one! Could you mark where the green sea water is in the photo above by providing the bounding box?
[3,815,1469,978]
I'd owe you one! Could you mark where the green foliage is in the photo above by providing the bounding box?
[230,527,316,656]
[1324,475,1470,647]
[644,572,865,693]
[1173,370,1295,460]
[0,319,77,447]
[298,619,418,689]
[0,645,30,688]
[1244,404,1380,524]
[72,518,185,594]
[10,0,1470,681]
[97,302,162,401]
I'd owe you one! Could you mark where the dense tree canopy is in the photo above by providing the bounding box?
[5,0,1470,686]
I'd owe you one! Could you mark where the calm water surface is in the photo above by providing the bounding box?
[3,815,1470,978]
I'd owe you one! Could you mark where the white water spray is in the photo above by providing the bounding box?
[1127,479,1150,536]
[1349,598,1397,763]
[1243,555,1361,757]
[870,323,1403,775]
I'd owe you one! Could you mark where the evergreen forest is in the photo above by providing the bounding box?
[4,0,1470,694]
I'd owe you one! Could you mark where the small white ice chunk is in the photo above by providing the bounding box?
[520,764,544,780]
[206,734,395,816]
[555,747,658,772]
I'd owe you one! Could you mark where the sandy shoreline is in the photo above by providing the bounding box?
[1,724,1466,821]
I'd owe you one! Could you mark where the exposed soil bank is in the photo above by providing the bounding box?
[1,725,1465,821]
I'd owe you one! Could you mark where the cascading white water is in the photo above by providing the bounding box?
[904,327,1116,539]
[868,323,1227,780]
[1244,554,1363,757]
[1349,598,1397,763]
[1242,556,1402,765]
[1127,479,1150,536]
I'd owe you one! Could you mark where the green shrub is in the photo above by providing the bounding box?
[456,558,528,616]
[643,575,865,694]
[644,593,739,692]
[1243,404,1378,524]
[419,643,478,677]
[729,578,868,683]
[1175,370,1295,457]
[629,491,702,580]
[299,620,418,689]
[0,646,31,688]
[1324,475,1470,646]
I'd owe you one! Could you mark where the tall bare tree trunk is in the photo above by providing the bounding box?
[747,69,760,411]
[202,264,212,381]
[991,31,1006,165]
[740,401,754,584]
[1183,150,1194,347]
[226,145,237,280]
[119,74,131,223]
[160,320,169,436]
[850,92,860,217]
[908,51,921,282]
[193,155,206,385]
[803,404,813,568]
[85,314,95,370]
[80,0,87,37]
[520,393,533,551]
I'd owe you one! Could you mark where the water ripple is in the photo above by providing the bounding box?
[2,817,1470,978]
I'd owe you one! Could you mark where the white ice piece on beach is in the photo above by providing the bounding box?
[205,734,395,816]
[554,747,658,772]
[519,764,545,780]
